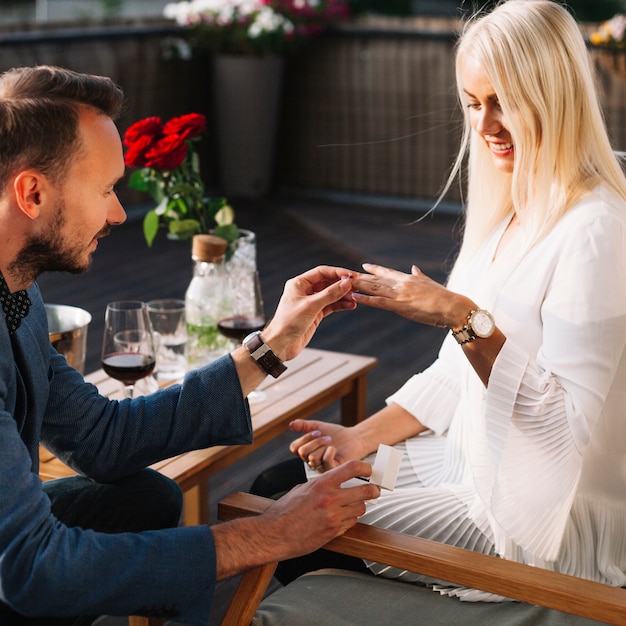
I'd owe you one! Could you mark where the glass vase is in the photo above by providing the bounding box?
[225,229,257,318]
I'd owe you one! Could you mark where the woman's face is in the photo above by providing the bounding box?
[462,54,514,175]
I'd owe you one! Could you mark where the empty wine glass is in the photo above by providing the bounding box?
[101,301,156,398]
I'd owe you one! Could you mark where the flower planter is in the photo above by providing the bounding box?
[593,48,626,80]
[211,54,285,198]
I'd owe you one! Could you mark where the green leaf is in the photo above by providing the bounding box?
[169,218,200,233]
[128,169,149,192]
[214,223,240,244]
[143,209,159,247]
[205,196,227,219]
[169,219,201,241]
[174,197,190,218]
[191,149,200,174]
[147,179,165,203]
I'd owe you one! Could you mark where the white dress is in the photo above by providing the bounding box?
[356,186,626,597]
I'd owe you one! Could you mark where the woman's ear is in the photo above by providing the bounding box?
[12,170,48,219]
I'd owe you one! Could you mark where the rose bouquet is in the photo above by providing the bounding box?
[163,0,351,56]
[123,112,238,247]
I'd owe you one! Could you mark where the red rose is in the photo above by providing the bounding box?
[123,116,163,146]
[162,113,206,140]
[124,134,156,168]
[144,134,188,170]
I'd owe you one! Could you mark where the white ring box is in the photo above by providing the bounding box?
[341,443,403,504]
[369,443,403,491]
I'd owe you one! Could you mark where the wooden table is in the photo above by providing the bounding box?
[39,348,377,526]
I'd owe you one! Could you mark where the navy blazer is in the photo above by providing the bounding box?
[0,283,252,624]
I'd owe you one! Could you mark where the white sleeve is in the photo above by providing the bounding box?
[386,333,464,436]
[475,201,626,560]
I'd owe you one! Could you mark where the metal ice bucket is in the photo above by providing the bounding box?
[45,304,92,374]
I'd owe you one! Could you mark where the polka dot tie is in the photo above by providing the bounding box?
[0,273,31,335]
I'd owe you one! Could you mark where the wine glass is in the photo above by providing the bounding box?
[218,272,267,403]
[101,301,156,398]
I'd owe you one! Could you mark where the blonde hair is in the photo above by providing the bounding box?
[446,0,626,270]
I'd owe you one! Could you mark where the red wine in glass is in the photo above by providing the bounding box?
[101,302,156,398]
[102,352,156,386]
[217,316,266,343]
[219,272,267,403]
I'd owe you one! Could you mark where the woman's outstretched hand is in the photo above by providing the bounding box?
[351,263,472,330]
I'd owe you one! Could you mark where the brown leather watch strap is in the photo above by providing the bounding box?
[243,331,287,378]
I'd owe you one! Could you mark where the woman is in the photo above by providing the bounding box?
[282,0,626,597]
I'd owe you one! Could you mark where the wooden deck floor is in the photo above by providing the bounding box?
[38,195,461,625]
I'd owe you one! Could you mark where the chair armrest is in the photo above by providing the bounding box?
[218,492,626,625]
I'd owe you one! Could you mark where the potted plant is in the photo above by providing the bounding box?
[123,111,257,311]
[163,0,351,56]
[123,111,239,247]
[162,0,352,197]
[589,13,626,78]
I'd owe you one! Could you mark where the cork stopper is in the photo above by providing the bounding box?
[191,234,228,263]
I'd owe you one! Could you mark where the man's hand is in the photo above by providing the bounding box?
[262,265,356,362]
[212,460,380,580]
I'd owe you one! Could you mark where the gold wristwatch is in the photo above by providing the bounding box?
[452,309,495,345]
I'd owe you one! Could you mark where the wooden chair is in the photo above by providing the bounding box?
[216,492,626,626]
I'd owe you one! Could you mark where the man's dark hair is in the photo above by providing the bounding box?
[0,65,124,192]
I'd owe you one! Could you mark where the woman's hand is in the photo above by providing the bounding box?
[262,265,357,362]
[351,263,472,330]
[289,419,370,473]
[352,264,506,387]
[290,403,430,473]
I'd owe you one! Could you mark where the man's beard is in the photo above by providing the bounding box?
[9,201,110,284]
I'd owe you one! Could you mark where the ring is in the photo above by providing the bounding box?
[308,459,316,469]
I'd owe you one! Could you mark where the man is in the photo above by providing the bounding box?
[0,65,379,625]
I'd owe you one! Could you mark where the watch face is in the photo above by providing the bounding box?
[471,310,495,338]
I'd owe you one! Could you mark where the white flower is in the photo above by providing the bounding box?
[248,7,294,38]
[294,0,321,8]
[163,1,193,24]
[607,14,626,43]
[162,0,346,54]
[165,0,271,27]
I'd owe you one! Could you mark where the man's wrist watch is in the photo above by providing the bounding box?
[243,331,287,378]
[451,309,495,345]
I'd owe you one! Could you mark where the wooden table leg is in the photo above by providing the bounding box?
[340,373,368,426]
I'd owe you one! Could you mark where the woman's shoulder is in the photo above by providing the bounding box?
[538,186,626,274]
[570,184,626,220]
[554,185,626,239]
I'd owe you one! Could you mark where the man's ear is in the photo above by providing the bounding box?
[13,170,49,219]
